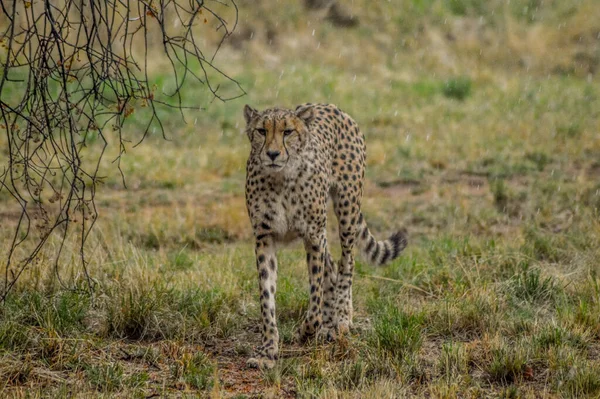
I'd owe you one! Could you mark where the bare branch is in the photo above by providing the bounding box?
[0,0,244,301]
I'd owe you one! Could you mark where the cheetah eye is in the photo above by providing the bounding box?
[256,128,267,136]
[283,129,295,136]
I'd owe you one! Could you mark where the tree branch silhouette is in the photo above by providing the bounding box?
[0,0,243,301]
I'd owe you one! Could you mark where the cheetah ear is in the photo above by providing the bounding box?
[243,104,259,124]
[295,104,314,126]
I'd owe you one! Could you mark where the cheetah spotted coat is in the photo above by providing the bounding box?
[243,103,407,369]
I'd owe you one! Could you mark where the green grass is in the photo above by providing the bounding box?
[487,341,528,384]
[2,0,600,397]
[369,301,424,364]
[508,264,560,304]
[85,363,126,392]
[442,76,473,100]
[178,352,215,390]
[438,341,469,381]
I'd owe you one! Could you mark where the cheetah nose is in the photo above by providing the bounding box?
[266,150,281,161]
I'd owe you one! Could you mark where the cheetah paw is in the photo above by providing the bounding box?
[246,356,276,370]
[294,327,315,344]
[337,320,352,336]
[316,326,337,342]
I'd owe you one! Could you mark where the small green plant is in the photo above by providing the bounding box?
[447,0,468,15]
[168,248,195,271]
[126,371,150,389]
[488,345,527,383]
[560,364,600,398]
[140,231,161,249]
[193,227,232,245]
[556,122,582,138]
[105,285,170,340]
[335,359,368,391]
[491,178,509,213]
[447,0,487,16]
[509,265,558,304]
[499,385,520,399]
[442,77,472,100]
[582,184,600,211]
[438,342,469,380]
[574,299,600,337]
[523,227,562,262]
[296,360,327,397]
[427,294,497,339]
[12,291,90,337]
[183,352,214,390]
[86,363,125,392]
[278,320,299,344]
[0,320,31,351]
[104,285,236,341]
[262,359,298,388]
[536,324,588,351]
[370,303,423,363]
[276,275,310,323]
[525,151,551,171]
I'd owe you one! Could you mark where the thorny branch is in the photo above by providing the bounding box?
[0,0,244,301]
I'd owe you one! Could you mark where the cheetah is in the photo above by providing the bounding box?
[243,103,407,369]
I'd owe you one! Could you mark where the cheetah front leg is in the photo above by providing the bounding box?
[296,233,326,342]
[247,235,279,369]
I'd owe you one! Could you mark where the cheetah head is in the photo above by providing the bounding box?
[243,104,314,172]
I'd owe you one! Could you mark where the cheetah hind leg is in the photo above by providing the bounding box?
[334,247,355,337]
[295,235,328,343]
[316,251,338,342]
[294,248,338,343]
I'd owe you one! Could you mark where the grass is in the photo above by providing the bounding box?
[487,340,529,384]
[1,0,600,397]
[369,301,424,365]
[442,76,472,100]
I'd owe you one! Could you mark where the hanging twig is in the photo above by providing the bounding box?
[0,0,244,301]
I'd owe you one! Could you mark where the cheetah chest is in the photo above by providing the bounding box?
[267,189,308,242]
[256,172,327,243]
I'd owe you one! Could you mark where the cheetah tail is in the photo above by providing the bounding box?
[355,213,407,266]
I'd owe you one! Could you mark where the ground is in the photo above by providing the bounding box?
[1,0,600,397]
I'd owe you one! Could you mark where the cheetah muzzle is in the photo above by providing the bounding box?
[243,103,408,369]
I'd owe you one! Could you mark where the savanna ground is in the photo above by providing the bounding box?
[1,0,600,397]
